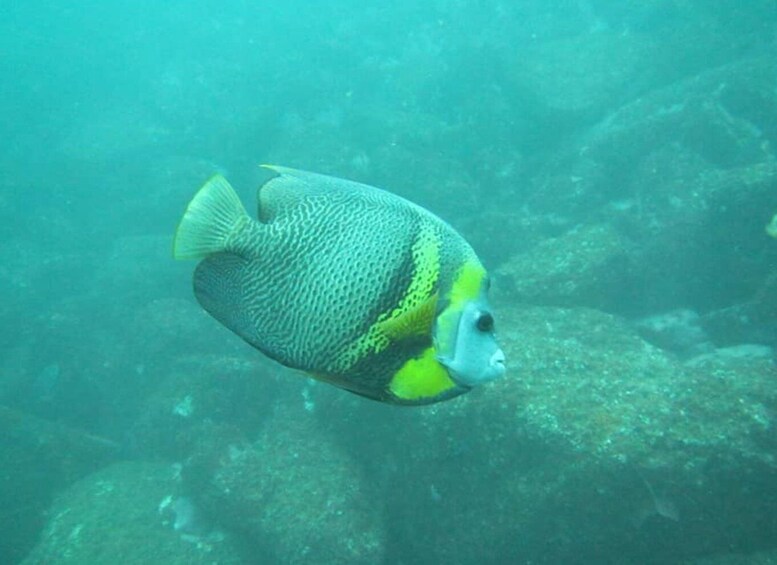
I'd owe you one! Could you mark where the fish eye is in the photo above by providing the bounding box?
[475,312,494,332]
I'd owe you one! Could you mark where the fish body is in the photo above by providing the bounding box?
[174,166,505,405]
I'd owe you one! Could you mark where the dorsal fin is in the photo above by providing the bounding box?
[256,165,388,223]
[257,165,329,222]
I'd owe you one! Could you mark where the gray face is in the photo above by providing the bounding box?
[436,298,506,387]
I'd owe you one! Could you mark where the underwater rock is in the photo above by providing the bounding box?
[495,222,633,311]
[506,30,659,120]
[699,271,777,349]
[129,353,278,460]
[185,403,385,564]
[685,344,774,368]
[521,57,777,315]
[496,305,777,470]
[585,56,776,187]
[634,308,714,358]
[500,305,777,561]
[95,235,190,306]
[21,461,243,565]
[526,57,777,220]
[313,304,777,563]
[500,0,755,133]
[0,407,119,565]
[128,297,232,360]
[626,160,777,314]
[87,292,276,445]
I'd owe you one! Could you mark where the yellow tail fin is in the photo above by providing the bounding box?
[767,213,777,239]
[173,175,248,260]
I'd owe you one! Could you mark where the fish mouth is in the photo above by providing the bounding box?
[490,349,506,376]
[447,350,506,387]
[437,345,507,386]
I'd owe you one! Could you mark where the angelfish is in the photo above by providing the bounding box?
[174,166,505,405]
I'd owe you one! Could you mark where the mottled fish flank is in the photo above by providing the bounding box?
[174,166,505,405]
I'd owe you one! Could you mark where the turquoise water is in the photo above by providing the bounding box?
[2,1,777,563]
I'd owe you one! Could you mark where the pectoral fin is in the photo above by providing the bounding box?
[376,292,438,342]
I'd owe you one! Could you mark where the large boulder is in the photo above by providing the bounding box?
[306,303,777,564]
[130,353,279,460]
[22,462,244,565]
[0,407,119,565]
[185,402,385,564]
[495,222,633,311]
[512,57,777,318]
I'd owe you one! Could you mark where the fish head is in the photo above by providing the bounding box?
[434,288,506,387]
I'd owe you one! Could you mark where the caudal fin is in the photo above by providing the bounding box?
[173,175,248,260]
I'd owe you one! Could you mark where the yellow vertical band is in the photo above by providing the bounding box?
[389,347,456,400]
